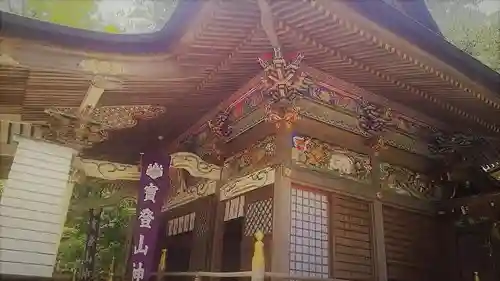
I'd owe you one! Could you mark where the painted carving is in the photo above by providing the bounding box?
[224,136,276,180]
[358,100,393,151]
[296,75,434,139]
[164,174,216,210]
[292,136,371,183]
[170,152,221,180]
[74,158,140,181]
[44,109,107,149]
[183,128,223,160]
[264,103,300,129]
[165,159,218,210]
[380,163,434,200]
[228,88,265,122]
[72,152,220,184]
[220,167,275,201]
[43,105,165,149]
[258,47,305,104]
[208,110,232,139]
[47,105,166,130]
[428,131,477,156]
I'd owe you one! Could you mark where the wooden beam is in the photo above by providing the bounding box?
[79,84,105,115]
[167,71,264,152]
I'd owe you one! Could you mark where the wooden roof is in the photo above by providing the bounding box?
[0,0,499,164]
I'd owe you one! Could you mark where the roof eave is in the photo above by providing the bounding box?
[346,0,500,95]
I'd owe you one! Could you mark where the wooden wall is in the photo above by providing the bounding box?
[291,180,444,281]
[331,195,375,281]
[383,206,439,281]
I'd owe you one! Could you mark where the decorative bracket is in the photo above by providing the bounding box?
[170,152,222,180]
[259,47,305,104]
[43,105,166,149]
[357,100,392,153]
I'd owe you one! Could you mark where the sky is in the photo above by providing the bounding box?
[478,0,500,14]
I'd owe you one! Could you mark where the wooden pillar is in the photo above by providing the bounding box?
[209,184,226,272]
[372,201,388,281]
[270,120,293,274]
[371,142,388,281]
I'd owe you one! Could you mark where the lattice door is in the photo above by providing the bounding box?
[244,198,273,236]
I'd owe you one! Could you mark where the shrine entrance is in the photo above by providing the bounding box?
[221,218,243,277]
[166,231,192,281]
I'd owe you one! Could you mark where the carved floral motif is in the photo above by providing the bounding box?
[47,105,166,130]
[43,110,108,149]
[264,103,300,129]
[292,136,371,183]
[228,89,265,121]
[296,75,433,138]
[428,131,477,156]
[224,136,276,179]
[43,105,165,149]
[208,110,232,139]
[380,163,435,199]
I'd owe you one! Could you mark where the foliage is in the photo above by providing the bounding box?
[25,0,97,30]
[0,0,178,34]
[426,0,500,72]
[57,181,135,277]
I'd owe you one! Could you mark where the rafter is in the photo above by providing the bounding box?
[312,0,500,113]
[277,20,500,134]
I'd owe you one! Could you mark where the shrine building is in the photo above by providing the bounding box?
[0,1,499,281]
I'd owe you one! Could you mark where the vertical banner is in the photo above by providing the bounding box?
[81,208,102,281]
[130,152,170,281]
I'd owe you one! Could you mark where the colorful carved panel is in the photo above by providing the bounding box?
[244,198,273,236]
[380,163,434,199]
[290,187,329,277]
[292,136,372,183]
[224,136,276,180]
[228,89,266,122]
[296,75,435,138]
